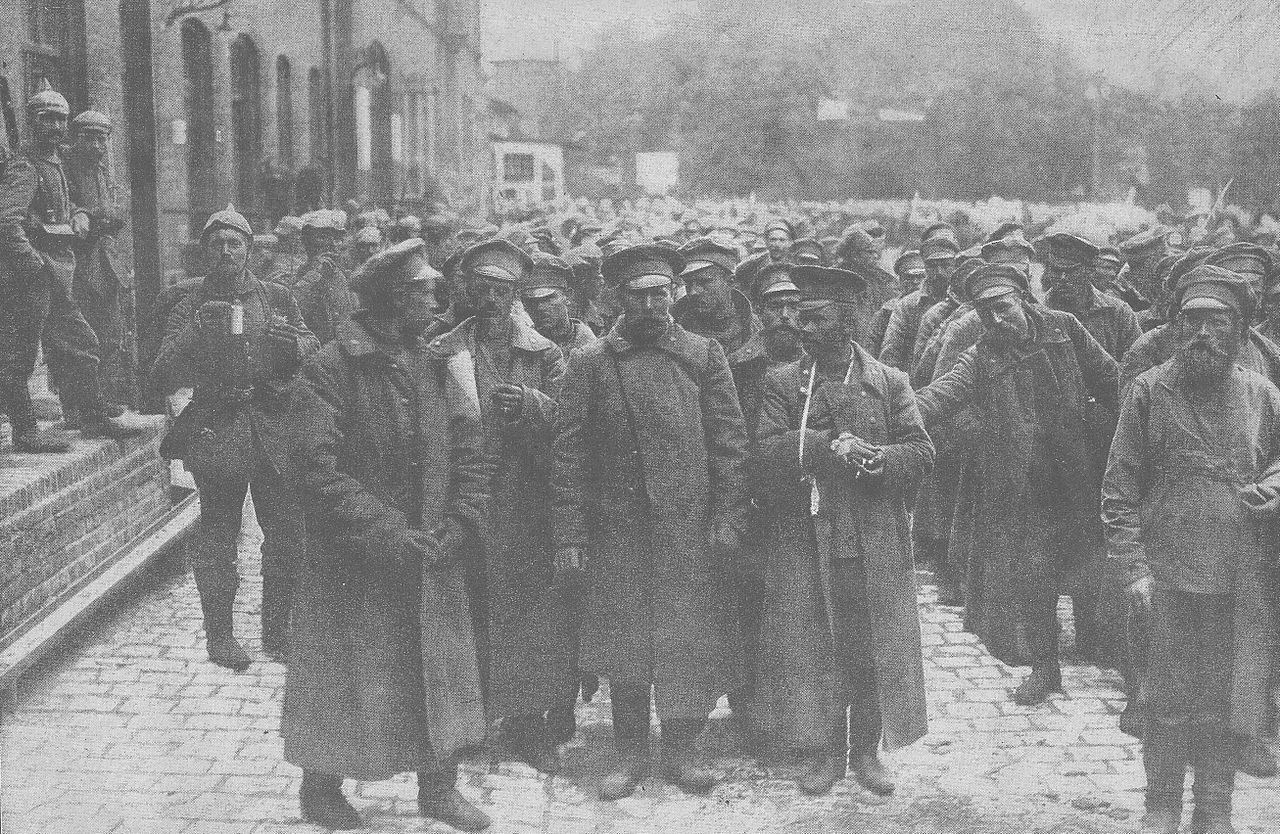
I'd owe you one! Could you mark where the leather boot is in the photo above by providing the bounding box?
[1235,736,1277,779]
[260,564,293,661]
[933,541,963,606]
[600,686,651,800]
[1189,724,1237,834]
[300,771,361,830]
[418,764,490,832]
[507,713,562,775]
[660,718,717,794]
[1140,720,1188,834]
[194,559,249,672]
[1013,663,1063,706]
[851,736,895,797]
[796,749,842,796]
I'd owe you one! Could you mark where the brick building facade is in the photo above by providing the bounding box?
[1,0,487,390]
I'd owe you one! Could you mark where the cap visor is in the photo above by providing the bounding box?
[1180,297,1232,311]
[471,265,520,283]
[761,282,800,296]
[973,286,1019,304]
[623,275,673,291]
[680,260,717,277]
[522,287,559,299]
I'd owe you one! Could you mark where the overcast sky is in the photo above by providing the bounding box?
[482,0,1280,101]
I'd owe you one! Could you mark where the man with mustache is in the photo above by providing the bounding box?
[917,263,1119,706]
[432,238,574,775]
[293,210,356,346]
[866,250,927,358]
[835,225,900,327]
[1103,267,1280,834]
[522,253,598,355]
[727,262,805,739]
[878,236,958,373]
[734,218,794,300]
[752,265,932,796]
[153,204,318,669]
[0,84,144,452]
[674,236,760,355]
[552,243,748,799]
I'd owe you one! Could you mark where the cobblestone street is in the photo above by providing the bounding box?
[3,515,1278,834]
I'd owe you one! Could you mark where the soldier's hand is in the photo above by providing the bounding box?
[553,547,585,593]
[1239,483,1280,517]
[491,384,525,419]
[403,529,456,570]
[1125,574,1153,616]
[267,320,302,348]
[711,521,741,559]
[71,211,90,238]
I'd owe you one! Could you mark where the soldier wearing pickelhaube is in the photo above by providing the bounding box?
[153,204,318,671]
[63,108,131,419]
[0,82,144,452]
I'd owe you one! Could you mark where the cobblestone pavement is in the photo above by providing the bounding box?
[3,512,1278,834]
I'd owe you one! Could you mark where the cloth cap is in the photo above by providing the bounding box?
[352,238,435,296]
[985,221,1024,243]
[1165,249,1216,295]
[396,215,422,233]
[354,226,382,245]
[523,253,573,298]
[796,266,867,306]
[253,233,278,248]
[202,203,252,239]
[460,238,534,284]
[566,242,603,266]
[967,263,1029,305]
[26,80,69,116]
[274,216,303,237]
[1042,232,1100,269]
[301,209,346,232]
[861,219,885,239]
[1095,246,1123,268]
[920,235,960,262]
[981,233,1035,264]
[678,237,739,277]
[921,221,956,242]
[791,237,825,265]
[757,262,799,297]
[1120,227,1169,259]
[837,226,877,260]
[763,219,796,239]
[603,244,685,291]
[71,109,111,132]
[1174,265,1254,319]
[894,250,926,276]
[1206,242,1272,284]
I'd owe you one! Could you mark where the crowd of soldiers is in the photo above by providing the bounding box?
[3,85,1278,834]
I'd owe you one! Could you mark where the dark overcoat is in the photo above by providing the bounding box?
[751,345,933,751]
[917,306,1119,666]
[552,320,749,719]
[282,315,491,780]
[431,310,576,719]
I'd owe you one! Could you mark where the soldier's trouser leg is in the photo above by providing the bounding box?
[190,471,250,668]
[728,573,763,730]
[1146,588,1235,832]
[610,683,652,761]
[249,471,303,658]
[41,274,105,414]
[0,276,52,436]
[831,559,882,760]
[77,283,124,401]
[1026,593,1062,669]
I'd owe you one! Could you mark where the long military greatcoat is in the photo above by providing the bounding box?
[917,306,1119,666]
[552,320,749,719]
[752,345,933,751]
[282,315,491,780]
[431,309,576,719]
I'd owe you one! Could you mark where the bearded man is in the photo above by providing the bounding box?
[1103,267,1280,834]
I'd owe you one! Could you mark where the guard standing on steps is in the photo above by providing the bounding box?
[283,238,493,832]
[551,243,749,800]
[153,205,318,670]
[0,82,144,453]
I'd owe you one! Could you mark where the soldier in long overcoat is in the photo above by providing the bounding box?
[752,266,932,797]
[552,244,749,800]
[917,264,1118,707]
[429,239,575,774]
[282,239,494,833]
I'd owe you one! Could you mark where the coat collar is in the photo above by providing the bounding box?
[602,318,708,365]
[430,304,556,356]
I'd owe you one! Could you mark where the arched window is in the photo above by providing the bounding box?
[180,19,215,238]
[229,35,263,219]
[276,56,294,169]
